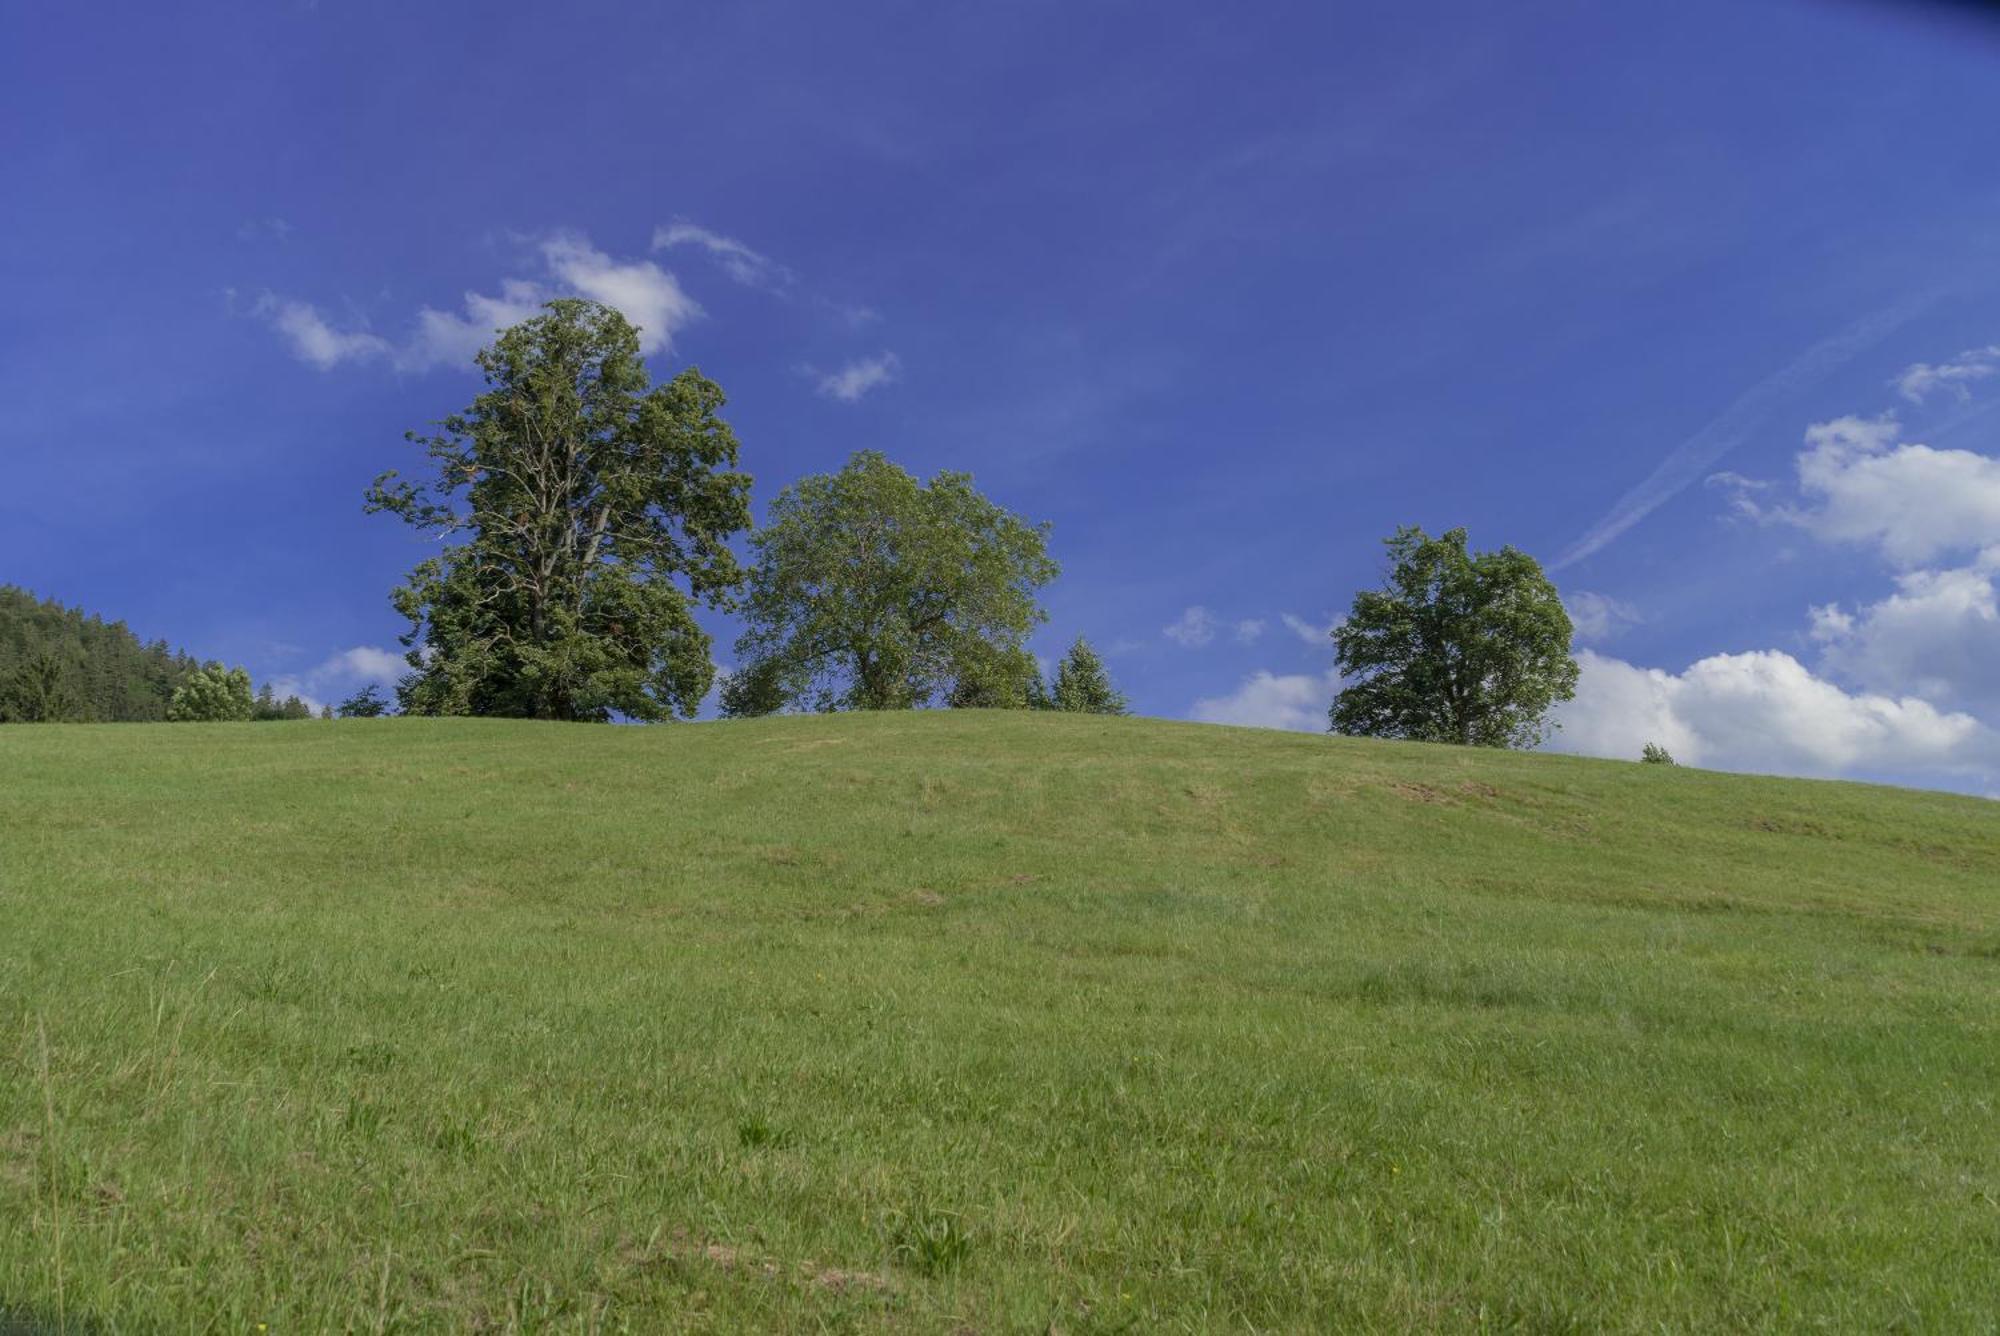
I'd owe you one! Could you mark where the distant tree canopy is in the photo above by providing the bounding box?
[366,299,753,722]
[722,450,1058,715]
[1049,637,1128,715]
[0,586,201,723]
[167,665,255,722]
[337,685,390,718]
[1330,526,1577,748]
[252,682,314,721]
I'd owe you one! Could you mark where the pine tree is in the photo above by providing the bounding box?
[1049,638,1128,715]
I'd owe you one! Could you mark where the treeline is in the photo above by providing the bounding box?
[365,300,1132,724]
[0,586,200,722]
[0,586,322,724]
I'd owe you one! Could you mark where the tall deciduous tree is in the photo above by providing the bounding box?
[722,450,1058,714]
[1049,637,1128,715]
[366,300,752,722]
[1330,526,1577,748]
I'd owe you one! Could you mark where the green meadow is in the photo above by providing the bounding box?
[1,713,1996,1331]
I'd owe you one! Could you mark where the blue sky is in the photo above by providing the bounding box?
[6,0,2000,792]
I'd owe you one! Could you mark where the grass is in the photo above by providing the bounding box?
[0,710,1996,1331]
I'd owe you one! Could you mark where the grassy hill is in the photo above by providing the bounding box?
[1,712,1996,1331]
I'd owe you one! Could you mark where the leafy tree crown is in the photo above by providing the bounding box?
[1330,526,1578,748]
[365,299,752,722]
[725,450,1058,714]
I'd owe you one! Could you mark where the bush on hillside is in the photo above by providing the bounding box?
[167,665,255,722]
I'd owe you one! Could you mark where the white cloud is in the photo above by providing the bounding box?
[1791,414,2000,566]
[1813,548,2000,714]
[1551,648,1993,779]
[1280,613,1337,648]
[538,232,700,354]
[254,295,392,370]
[1163,605,1218,648]
[1807,602,1854,642]
[264,232,702,374]
[266,644,407,715]
[814,351,901,402]
[1894,345,2000,404]
[1565,591,1641,643]
[1234,618,1266,645]
[1554,298,1926,568]
[402,279,548,372]
[652,221,792,291]
[1191,669,1338,732]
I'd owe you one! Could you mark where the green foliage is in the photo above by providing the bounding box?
[366,299,753,722]
[945,642,1044,710]
[336,685,391,718]
[1,713,1996,1329]
[1641,742,1676,765]
[0,586,200,722]
[250,682,314,721]
[1331,526,1578,748]
[1049,636,1128,714]
[166,664,254,721]
[725,450,1058,714]
[1,649,83,723]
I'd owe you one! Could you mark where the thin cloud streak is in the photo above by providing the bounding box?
[1554,295,1934,569]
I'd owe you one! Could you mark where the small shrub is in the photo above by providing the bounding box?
[1640,742,1675,765]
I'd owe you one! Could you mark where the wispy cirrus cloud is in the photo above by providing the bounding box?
[1163,605,1218,648]
[1280,613,1337,649]
[1564,591,1641,643]
[253,295,392,370]
[1555,296,1929,569]
[652,220,794,291]
[813,351,901,402]
[1894,345,2000,405]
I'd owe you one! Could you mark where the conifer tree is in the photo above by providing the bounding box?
[1049,637,1128,714]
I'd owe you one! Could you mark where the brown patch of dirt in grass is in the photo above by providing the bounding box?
[0,1129,36,1188]
[1388,781,1453,805]
[908,888,946,907]
[621,1229,895,1297]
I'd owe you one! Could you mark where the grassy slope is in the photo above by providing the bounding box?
[1,712,1996,1332]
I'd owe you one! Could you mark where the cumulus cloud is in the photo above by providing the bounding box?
[1894,345,2000,405]
[261,232,702,374]
[1234,618,1266,645]
[1790,414,2000,566]
[1812,548,2000,714]
[402,279,549,372]
[1551,648,1993,779]
[652,220,792,291]
[1191,669,1338,732]
[1565,591,1641,643]
[1163,605,1218,648]
[265,645,407,715]
[813,351,901,402]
